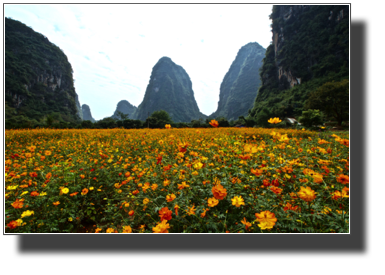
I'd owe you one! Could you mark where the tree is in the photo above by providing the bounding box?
[81,120,94,129]
[298,109,324,128]
[305,79,349,126]
[116,111,129,120]
[145,110,173,128]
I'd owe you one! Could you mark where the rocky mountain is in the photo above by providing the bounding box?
[248,5,349,120]
[82,104,95,122]
[210,42,266,121]
[111,100,137,120]
[5,17,82,128]
[134,57,207,123]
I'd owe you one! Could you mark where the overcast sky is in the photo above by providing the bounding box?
[5,4,273,120]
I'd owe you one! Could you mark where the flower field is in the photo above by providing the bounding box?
[5,126,349,233]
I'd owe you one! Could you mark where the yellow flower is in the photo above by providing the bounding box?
[193,162,203,169]
[39,192,47,196]
[231,196,245,207]
[20,191,29,196]
[6,185,18,190]
[68,217,73,222]
[89,187,94,190]
[16,219,23,226]
[268,117,282,124]
[21,210,34,218]
[60,187,69,195]
[152,220,170,233]
[165,124,171,129]
[106,228,115,233]
[143,198,150,204]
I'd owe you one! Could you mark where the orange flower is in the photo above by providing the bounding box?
[53,201,60,206]
[128,210,134,216]
[268,117,282,124]
[337,174,349,185]
[11,198,24,209]
[312,173,323,184]
[165,124,171,129]
[158,207,173,221]
[212,184,227,200]
[270,186,283,195]
[152,220,170,233]
[231,196,245,207]
[30,191,39,197]
[207,197,219,207]
[251,168,263,176]
[70,192,78,196]
[241,217,252,230]
[166,193,176,202]
[283,202,299,212]
[106,228,115,233]
[81,188,89,195]
[95,228,102,233]
[177,181,190,190]
[174,204,180,216]
[132,190,139,195]
[200,208,209,218]
[297,186,316,202]
[187,205,196,216]
[122,226,132,233]
[45,172,52,180]
[209,119,219,128]
[255,210,277,230]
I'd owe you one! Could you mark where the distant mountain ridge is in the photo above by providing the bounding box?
[133,57,207,122]
[82,104,95,122]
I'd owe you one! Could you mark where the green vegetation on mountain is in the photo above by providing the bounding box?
[134,57,207,123]
[210,42,265,121]
[248,5,349,124]
[5,17,82,128]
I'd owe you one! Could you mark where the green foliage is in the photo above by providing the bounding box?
[305,79,349,126]
[255,108,273,128]
[298,109,324,128]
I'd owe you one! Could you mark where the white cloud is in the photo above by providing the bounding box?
[5,3,272,120]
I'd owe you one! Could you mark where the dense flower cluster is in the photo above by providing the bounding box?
[5,126,349,233]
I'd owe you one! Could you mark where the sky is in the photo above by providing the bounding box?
[4,3,273,120]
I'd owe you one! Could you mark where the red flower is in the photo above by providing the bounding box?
[132,190,139,195]
[7,221,18,229]
[263,179,270,187]
[30,191,39,197]
[29,172,38,178]
[156,155,163,165]
[271,179,279,187]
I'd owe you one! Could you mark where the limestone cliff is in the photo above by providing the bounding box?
[134,57,206,122]
[210,42,265,121]
[82,104,95,122]
[5,17,82,127]
[249,5,349,119]
[111,100,137,120]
